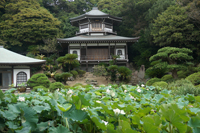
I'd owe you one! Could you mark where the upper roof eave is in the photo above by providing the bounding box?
[70,15,122,23]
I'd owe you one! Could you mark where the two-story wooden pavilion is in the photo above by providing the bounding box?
[57,7,139,71]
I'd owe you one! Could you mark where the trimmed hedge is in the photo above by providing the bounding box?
[33,86,48,92]
[49,82,65,92]
[186,72,200,85]
[146,78,161,86]
[27,73,50,88]
[70,70,78,79]
[161,74,173,81]
[152,81,168,88]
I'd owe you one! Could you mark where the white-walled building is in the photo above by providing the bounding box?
[0,46,46,89]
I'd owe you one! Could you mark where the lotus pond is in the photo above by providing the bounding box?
[0,85,200,133]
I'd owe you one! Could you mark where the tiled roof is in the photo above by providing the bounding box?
[70,7,122,22]
[0,46,46,65]
[57,35,139,43]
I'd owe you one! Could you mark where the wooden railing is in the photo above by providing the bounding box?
[79,55,128,60]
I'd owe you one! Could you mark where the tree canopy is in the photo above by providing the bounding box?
[0,0,60,48]
[149,47,193,78]
[151,5,194,47]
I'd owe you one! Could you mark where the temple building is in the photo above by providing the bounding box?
[0,46,46,89]
[57,7,139,71]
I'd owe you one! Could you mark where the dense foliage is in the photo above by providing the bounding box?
[1,85,200,132]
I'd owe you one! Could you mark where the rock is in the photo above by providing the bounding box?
[68,76,75,81]
[138,65,145,79]
[91,82,98,85]
[91,80,97,82]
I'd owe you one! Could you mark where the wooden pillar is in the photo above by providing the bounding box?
[114,42,116,55]
[86,61,88,72]
[108,42,110,59]
[11,66,13,84]
[126,44,128,59]
[79,43,81,60]
[86,43,87,60]
[68,44,70,54]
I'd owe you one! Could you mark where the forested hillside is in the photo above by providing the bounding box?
[0,0,199,73]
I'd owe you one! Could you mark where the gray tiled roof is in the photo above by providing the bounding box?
[0,47,46,65]
[70,7,122,22]
[57,35,139,43]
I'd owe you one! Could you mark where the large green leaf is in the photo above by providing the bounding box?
[32,105,51,113]
[67,109,88,123]
[6,121,22,130]
[35,121,54,132]
[48,125,72,133]
[22,107,38,130]
[0,110,18,120]
[188,116,200,133]
[142,115,160,133]
[15,126,31,133]
[57,103,72,112]
[160,104,187,133]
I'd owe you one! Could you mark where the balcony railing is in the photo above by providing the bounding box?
[78,55,128,61]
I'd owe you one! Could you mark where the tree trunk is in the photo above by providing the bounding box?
[172,69,178,79]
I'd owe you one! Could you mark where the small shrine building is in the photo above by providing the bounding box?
[0,46,46,89]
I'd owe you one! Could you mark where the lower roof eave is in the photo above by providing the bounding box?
[0,61,46,66]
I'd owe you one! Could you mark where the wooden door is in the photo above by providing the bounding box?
[87,48,108,60]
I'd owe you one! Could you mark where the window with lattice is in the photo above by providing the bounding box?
[17,72,27,85]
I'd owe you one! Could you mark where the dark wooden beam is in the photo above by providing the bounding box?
[109,42,110,59]
[126,45,128,59]
[86,43,87,60]
[68,44,70,54]
[114,42,116,55]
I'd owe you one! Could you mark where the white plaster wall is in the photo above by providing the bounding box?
[13,69,30,86]
[104,28,112,32]
[90,33,104,36]
[80,28,89,33]
[70,49,80,60]
[116,48,125,59]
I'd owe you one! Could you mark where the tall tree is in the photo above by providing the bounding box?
[0,0,60,48]
[151,5,194,47]
[149,47,193,79]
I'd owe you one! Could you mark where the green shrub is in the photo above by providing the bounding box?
[161,74,173,81]
[65,85,71,89]
[117,66,132,82]
[44,71,51,78]
[54,73,63,82]
[186,72,200,85]
[152,81,168,88]
[61,72,73,84]
[168,79,200,96]
[27,73,50,88]
[77,69,86,77]
[107,65,118,81]
[73,83,83,87]
[33,86,48,92]
[70,70,78,79]
[49,82,65,92]
[146,78,161,86]
[93,65,107,76]
[145,65,167,78]
[177,70,188,78]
